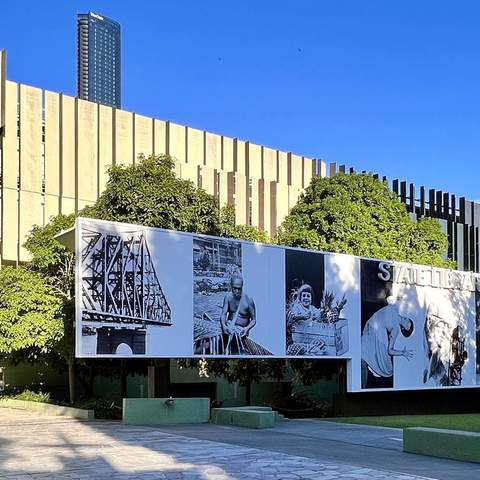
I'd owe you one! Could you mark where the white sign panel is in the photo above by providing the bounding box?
[347,258,479,392]
[75,218,480,393]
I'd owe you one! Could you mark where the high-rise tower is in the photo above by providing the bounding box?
[77,12,121,108]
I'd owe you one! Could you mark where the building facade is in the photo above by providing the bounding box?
[329,164,480,273]
[0,50,478,272]
[0,50,4,135]
[77,12,121,108]
[0,50,322,265]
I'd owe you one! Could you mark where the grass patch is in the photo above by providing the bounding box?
[3,389,52,403]
[328,414,480,432]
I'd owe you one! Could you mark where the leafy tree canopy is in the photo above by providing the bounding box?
[9,158,454,397]
[219,205,270,243]
[182,358,286,387]
[10,155,268,398]
[0,266,64,364]
[84,155,222,235]
[24,213,76,299]
[277,173,452,268]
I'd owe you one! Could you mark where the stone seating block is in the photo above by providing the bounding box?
[211,407,276,429]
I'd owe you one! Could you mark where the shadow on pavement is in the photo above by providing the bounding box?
[0,410,479,479]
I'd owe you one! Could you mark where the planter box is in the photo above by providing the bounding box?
[0,398,94,420]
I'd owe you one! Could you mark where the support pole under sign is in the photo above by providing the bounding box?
[147,364,155,398]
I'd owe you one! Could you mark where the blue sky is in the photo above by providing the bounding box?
[1,1,478,200]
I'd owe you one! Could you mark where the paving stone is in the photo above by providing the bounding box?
[0,408,435,480]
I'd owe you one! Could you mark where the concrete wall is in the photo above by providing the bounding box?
[0,76,326,264]
[0,398,94,420]
[123,397,210,425]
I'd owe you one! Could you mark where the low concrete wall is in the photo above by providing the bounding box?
[0,398,94,420]
[404,427,480,463]
[123,397,210,425]
[211,407,277,429]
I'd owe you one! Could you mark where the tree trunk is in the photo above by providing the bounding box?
[147,364,155,398]
[245,380,252,406]
[154,359,171,397]
[68,360,76,404]
[245,366,253,406]
[88,364,94,396]
[120,360,127,399]
[337,360,347,395]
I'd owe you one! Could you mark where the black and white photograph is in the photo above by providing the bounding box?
[476,287,480,384]
[418,289,474,388]
[80,225,172,356]
[389,277,476,390]
[193,237,274,356]
[360,259,403,389]
[285,249,349,356]
[76,218,479,393]
[422,302,464,386]
[360,259,477,391]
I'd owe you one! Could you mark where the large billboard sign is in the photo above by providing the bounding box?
[348,258,479,392]
[75,218,480,393]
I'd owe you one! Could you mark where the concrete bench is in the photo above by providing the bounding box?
[403,427,480,463]
[233,406,285,423]
[211,406,282,429]
[123,397,210,425]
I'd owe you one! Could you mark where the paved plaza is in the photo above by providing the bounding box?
[0,409,478,479]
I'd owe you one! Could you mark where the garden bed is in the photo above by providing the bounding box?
[0,397,94,420]
[0,390,121,420]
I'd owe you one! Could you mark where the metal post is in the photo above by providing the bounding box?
[147,365,155,398]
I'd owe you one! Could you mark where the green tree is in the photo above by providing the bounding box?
[23,214,77,399]
[277,173,453,387]
[17,155,268,402]
[14,161,452,405]
[83,155,269,397]
[178,358,286,406]
[84,156,269,241]
[24,213,76,298]
[206,359,286,406]
[277,173,452,268]
[84,154,222,235]
[219,204,270,243]
[0,266,64,365]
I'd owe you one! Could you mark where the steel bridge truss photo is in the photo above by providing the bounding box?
[81,227,172,355]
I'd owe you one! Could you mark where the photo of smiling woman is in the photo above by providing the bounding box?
[285,249,325,356]
[287,284,320,323]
